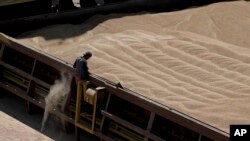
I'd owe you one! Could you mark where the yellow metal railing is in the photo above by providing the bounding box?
[75,81,97,134]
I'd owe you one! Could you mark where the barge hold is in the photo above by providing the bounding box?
[0,0,243,141]
[0,32,228,140]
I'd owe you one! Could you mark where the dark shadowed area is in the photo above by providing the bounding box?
[0,89,98,141]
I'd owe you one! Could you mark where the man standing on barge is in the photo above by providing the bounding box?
[73,51,92,84]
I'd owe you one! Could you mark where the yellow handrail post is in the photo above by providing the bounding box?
[75,80,83,124]
[75,80,97,134]
[91,91,97,132]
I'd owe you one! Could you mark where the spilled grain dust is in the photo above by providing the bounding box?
[41,71,72,132]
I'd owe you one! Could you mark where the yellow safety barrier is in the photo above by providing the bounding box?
[75,81,97,134]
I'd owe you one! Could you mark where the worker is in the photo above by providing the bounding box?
[73,51,92,85]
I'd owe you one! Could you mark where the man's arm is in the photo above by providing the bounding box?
[82,61,90,80]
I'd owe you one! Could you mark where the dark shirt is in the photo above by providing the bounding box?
[73,57,89,80]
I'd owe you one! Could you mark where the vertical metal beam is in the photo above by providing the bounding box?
[26,59,36,94]
[75,80,83,141]
[147,112,155,131]
[25,58,36,114]
[0,44,4,98]
[100,92,111,131]
[31,59,37,75]
[198,134,202,141]
[0,44,5,59]
[75,81,83,123]
[144,112,155,141]
[91,92,97,132]
[75,126,80,141]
